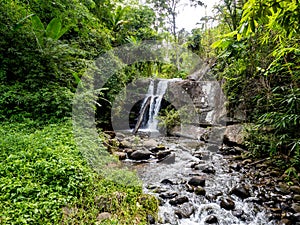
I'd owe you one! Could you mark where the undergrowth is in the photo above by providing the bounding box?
[0,120,158,224]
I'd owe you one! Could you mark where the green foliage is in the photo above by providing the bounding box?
[213,0,300,171]
[0,120,158,224]
[158,107,181,134]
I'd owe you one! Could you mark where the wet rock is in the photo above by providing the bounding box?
[104,131,116,138]
[270,208,281,214]
[188,176,206,187]
[143,139,158,148]
[193,151,203,159]
[232,209,244,218]
[113,151,126,160]
[291,186,300,194]
[115,132,126,139]
[230,184,251,199]
[119,140,131,148]
[280,202,290,211]
[294,194,300,202]
[292,213,300,222]
[201,152,211,160]
[292,203,300,213]
[281,218,292,225]
[158,197,165,206]
[256,163,267,169]
[206,192,223,202]
[158,153,175,164]
[157,150,171,159]
[195,186,206,196]
[194,162,207,170]
[275,183,290,194]
[233,155,243,160]
[205,215,218,224]
[129,149,152,160]
[169,196,189,206]
[269,213,282,220]
[202,166,216,174]
[153,187,168,193]
[159,191,178,199]
[147,214,155,224]
[207,145,219,152]
[220,197,235,210]
[97,212,112,221]
[161,179,174,185]
[242,159,252,164]
[229,163,241,171]
[221,146,243,155]
[174,203,195,218]
[151,145,166,152]
[269,170,281,177]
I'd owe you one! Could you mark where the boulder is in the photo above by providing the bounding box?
[195,186,206,196]
[113,151,126,160]
[223,124,245,146]
[202,166,216,174]
[292,203,300,213]
[119,140,132,148]
[157,150,172,159]
[232,209,244,218]
[143,139,158,148]
[291,186,300,194]
[220,197,235,210]
[161,179,174,185]
[169,196,189,206]
[205,215,218,224]
[293,195,300,202]
[230,184,251,199]
[188,176,206,187]
[158,153,175,164]
[159,191,178,199]
[129,149,152,160]
[174,203,195,219]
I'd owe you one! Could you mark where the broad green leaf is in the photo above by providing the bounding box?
[57,26,69,40]
[46,18,62,40]
[31,15,45,34]
[31,15,45,46]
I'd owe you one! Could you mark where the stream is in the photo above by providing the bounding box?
[121,135,279,225]
[111,78,295,224]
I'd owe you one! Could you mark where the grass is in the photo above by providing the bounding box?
[0,119,158,224]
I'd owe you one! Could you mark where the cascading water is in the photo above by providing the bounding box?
[146,79,169,131]
[135,79,171,133]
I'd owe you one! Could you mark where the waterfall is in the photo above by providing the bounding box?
[133,79,169,133]
[146,79,169,131]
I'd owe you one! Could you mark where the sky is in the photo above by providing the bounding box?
[176,0,220,31]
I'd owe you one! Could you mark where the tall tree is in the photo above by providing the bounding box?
[145,0,204,41]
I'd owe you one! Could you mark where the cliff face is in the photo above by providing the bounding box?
[166,80,227,126]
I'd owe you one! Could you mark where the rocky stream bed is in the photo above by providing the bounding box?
[104,131,300,225]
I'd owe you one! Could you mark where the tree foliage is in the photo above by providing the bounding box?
[212,0,300,171]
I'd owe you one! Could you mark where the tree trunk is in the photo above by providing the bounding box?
[132,96,151,134]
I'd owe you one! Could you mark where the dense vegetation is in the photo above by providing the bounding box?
[0,0,299,223]
[0,0,159,223]
[210,0,300,176]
